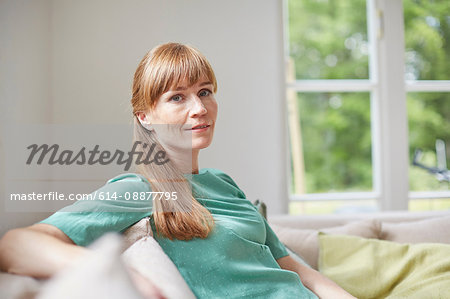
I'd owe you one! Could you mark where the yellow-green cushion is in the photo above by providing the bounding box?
[319,233,450,299]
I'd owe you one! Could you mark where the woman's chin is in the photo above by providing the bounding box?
[192,139,213,150]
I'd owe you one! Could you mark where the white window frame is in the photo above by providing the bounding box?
[284,0,450,210]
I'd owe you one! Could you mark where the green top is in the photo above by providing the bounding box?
[40,168,317,298]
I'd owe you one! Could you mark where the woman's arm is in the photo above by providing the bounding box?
[0,223,91,278]
[277,255,356,299]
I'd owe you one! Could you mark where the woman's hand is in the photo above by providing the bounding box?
[277,255,357,299]
[0,223,90,278]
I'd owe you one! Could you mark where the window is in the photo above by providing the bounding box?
[285,0,450,214]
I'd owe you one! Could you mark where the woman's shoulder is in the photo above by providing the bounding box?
[202,168,242,189]
[106,172,150,185]
[202,168,231,179]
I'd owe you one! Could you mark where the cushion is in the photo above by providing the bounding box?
[269,211,450,229]
[36,233,164,299]
[0,272,42,299]
[284,246,311,268]
[122,217,154,250]
[319,233,450,299]
[380,215,450,244]
[271,219,381,269]
[122,235,196,299]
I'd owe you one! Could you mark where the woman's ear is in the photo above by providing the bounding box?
[136,112,153,131]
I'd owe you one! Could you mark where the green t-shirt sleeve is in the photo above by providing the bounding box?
[39,173,152,246]
[263,217,290,260]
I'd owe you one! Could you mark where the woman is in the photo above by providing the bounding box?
[0,43,354,298]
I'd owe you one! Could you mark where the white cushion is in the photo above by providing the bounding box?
[37,233,148,299]
[122,236,195,299]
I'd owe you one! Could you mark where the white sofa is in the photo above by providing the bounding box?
[1,210,449,299]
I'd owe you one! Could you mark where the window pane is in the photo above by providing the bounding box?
[408,92,450,191]
[409,198,450,211]
[289,92,372,194]
[287,0,369,79]
[404,0,450,80]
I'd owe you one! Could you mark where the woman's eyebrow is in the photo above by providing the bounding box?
[173,81,212,91]
[199,81,213,87]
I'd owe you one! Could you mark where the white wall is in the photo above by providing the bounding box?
[0,0,54,234]
[0,0,288,235]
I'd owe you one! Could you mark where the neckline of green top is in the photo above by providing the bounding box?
[183,168,210,178]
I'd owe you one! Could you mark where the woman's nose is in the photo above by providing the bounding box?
[189,96,207,117]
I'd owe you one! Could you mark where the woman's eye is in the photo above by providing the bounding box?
[198,89,211,97]
[170,95,183,102]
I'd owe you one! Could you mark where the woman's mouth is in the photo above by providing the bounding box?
[189,124,210,132]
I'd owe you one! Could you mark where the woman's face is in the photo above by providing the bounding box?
[144,75,218,151]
